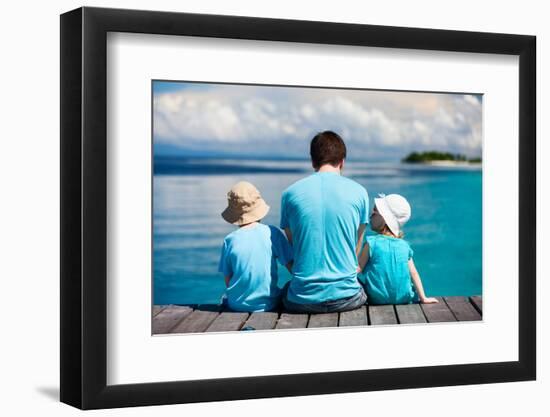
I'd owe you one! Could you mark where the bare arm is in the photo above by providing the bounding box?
[283,227,293,245]
[408,259,438,304]
[224,275,232,287]
[358,242,370,273]
[356,223,366,258]
[285,261,293,274]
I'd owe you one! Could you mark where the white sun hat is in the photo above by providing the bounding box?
[374,193,411,237]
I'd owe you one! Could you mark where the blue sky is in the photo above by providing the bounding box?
[153,80,482,161]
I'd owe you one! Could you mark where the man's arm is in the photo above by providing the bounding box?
[283,227,293,245]
[356,223,366,258]
[357,242,369,273]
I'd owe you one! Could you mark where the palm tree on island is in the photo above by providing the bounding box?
[402,151,481,165]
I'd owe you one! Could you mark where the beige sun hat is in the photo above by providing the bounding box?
[221,181,270,225]
[374,193,411,237]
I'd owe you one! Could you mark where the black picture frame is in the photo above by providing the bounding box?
[60,6,536,410]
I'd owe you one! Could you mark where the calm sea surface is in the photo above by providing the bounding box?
[153,158,482,305]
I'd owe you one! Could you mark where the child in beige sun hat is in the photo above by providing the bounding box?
[218,181,293,312]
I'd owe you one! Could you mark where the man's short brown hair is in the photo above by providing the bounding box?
[310,131,347,169]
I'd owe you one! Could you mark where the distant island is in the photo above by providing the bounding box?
[402,151,481,165]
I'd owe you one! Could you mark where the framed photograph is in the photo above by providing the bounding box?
[60,6,536,410]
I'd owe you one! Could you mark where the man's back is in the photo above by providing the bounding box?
[280,172,369,304]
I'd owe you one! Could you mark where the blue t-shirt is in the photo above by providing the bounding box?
[361,234,416,305]
[280,172,369,304]
[218,223,293,312]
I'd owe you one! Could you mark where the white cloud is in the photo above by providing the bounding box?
[464,94,481,107]
[153,84,482,158]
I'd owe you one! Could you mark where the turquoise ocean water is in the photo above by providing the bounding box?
[153,158,482,305]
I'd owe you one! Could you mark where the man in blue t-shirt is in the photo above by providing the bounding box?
[280,131,369,313]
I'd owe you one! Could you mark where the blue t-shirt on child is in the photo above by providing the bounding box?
[361,233,416,304]
[218,223,293,312]
[280,172,369,304]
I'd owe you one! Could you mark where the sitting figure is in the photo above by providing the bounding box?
[280,131,369,313]
[358,193,438,305]
[218,181,293,312]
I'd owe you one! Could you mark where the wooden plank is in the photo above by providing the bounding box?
[421,297,456,323]
[308,313,339,328]
[276,313,309,329]
[444,297,482,322]
[368,305,398,325]
[242,312,279,330]
[395,304,427,324]
[206,312,250,332]
[152,306,193,334]
[339,307,368,327]
[152,305,167,317]
[170,305,221,333]
[196,304,224,312]
[469,296,483,315]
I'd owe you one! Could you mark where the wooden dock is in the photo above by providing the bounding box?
[153,296,482,335]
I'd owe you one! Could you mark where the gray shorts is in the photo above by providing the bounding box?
[282,284,367,313]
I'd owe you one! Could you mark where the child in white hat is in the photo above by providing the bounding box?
[358,193,438,305]
[218,181,293,312]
